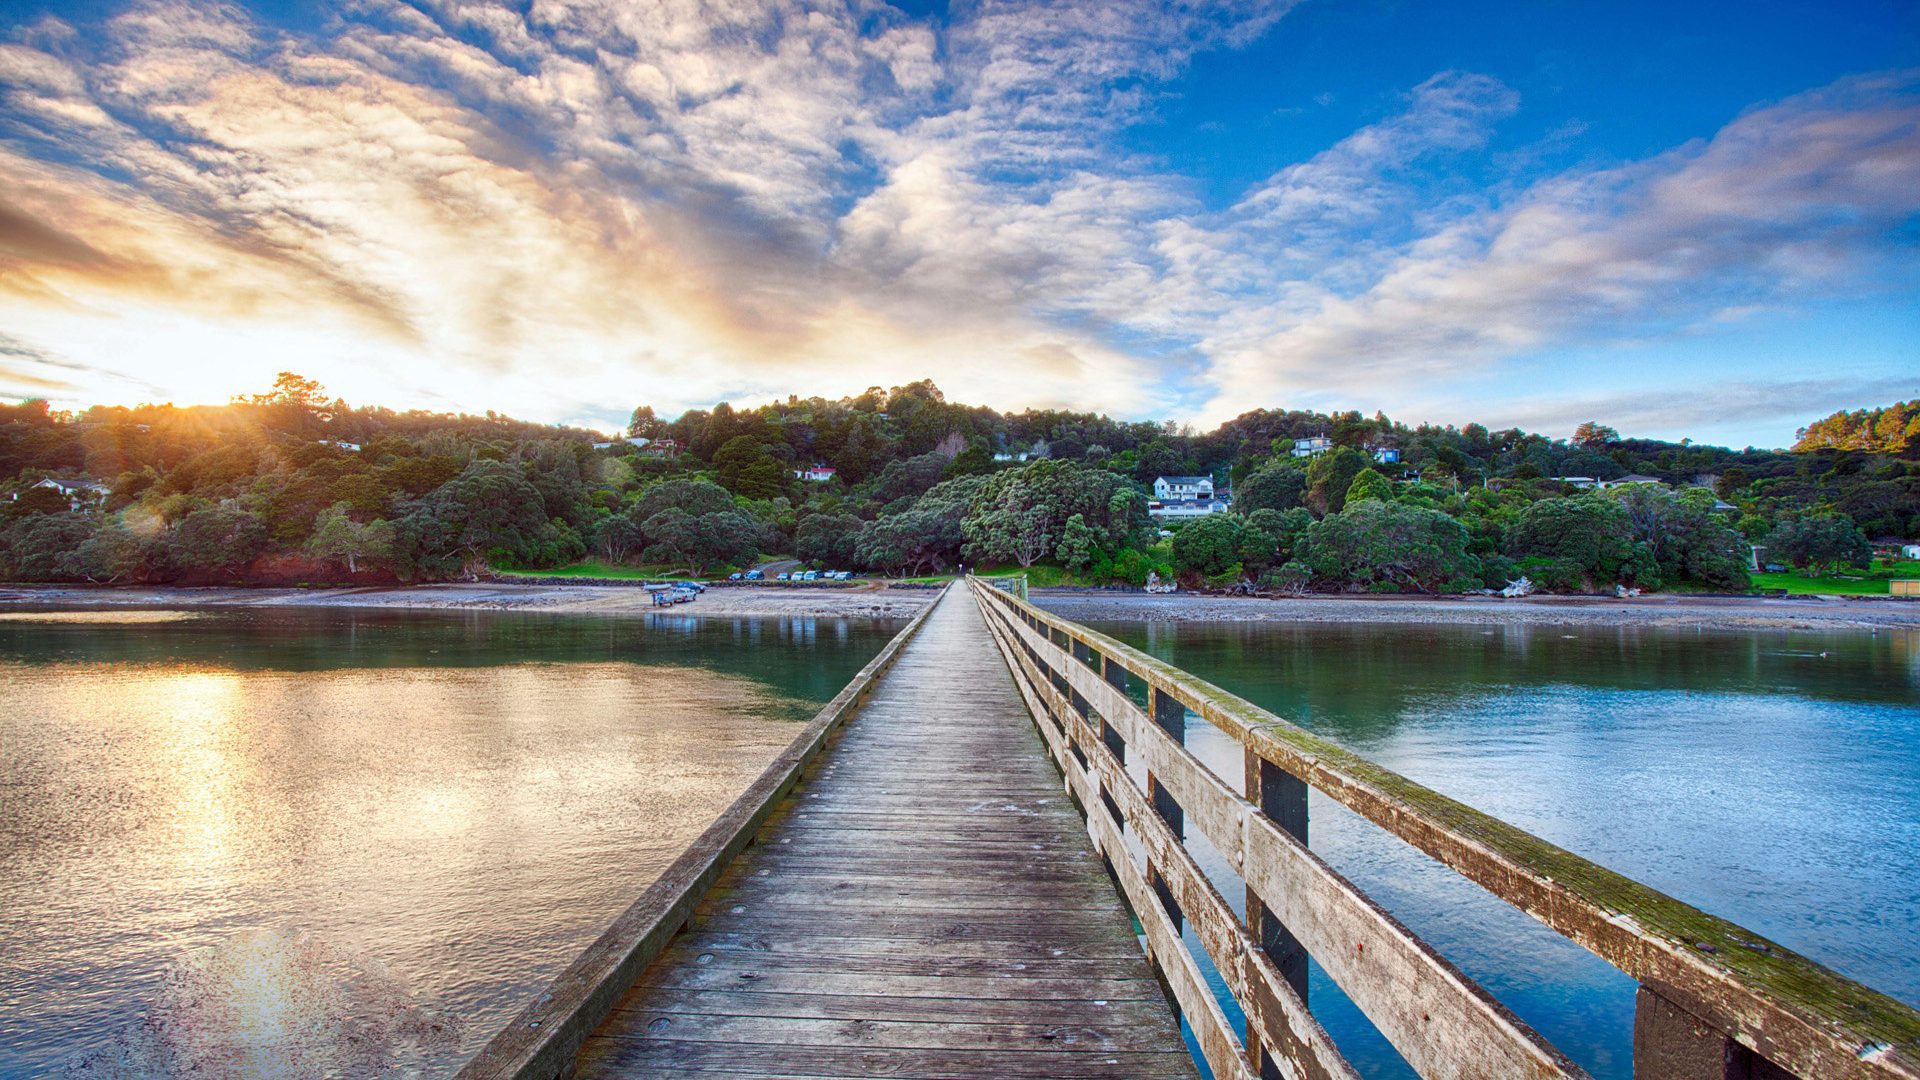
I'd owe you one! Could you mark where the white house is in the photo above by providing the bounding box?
[1596,474,1665,490]
[14,477,110,510]
[1902,543,1920,560]
[1371,447,1400,464]
[1149,476,1230,519]
[1552,476,1599,490]
[592,435,651,450]
[794,464,838,482]
[1150,498,1233,520]
[316,439,362,452]
[1290,436,1333,458]
[1153,476,1214,501]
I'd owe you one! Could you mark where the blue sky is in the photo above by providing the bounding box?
[0,0,1914,447]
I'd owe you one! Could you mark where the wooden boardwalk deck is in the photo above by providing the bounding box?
[573,582,1199,1080]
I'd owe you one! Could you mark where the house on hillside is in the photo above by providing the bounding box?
[794,464,837,482]
[639,437,679,457]
[1153,476,1214,501]
[1371,447,1400,464]
[1149,475,1230,519]
[316,439,362,452]
[1552,476,1600,490]
[1597,474,1665,489]
[592,435,651,450]
[1290,436,1333,458]
[1150,497,1234,520]
[14,477,110,510]
[992,440,1049,463]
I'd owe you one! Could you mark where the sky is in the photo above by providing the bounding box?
[0,0,1915,448]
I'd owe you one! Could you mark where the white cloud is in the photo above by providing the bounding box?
[0,0,1914,441]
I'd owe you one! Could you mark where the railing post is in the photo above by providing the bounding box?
[1633,988,1797,1079]
[1147,688,1187,931]
[1246,750,1310,1080]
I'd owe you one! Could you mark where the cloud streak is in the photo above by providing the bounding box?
[0,1,1914,441]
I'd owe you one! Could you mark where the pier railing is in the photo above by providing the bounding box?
[970,578,1920,1080]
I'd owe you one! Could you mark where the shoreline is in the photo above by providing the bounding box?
[1031,588,1920,631]
[0,582,935,621]
[1,580,1915,630]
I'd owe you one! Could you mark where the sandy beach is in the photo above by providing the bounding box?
[0,581,937,620]
[1032,588,1920,631]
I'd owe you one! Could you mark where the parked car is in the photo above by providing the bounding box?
[728,572,742,581]
[776,571,790,580]
[744,569,763,581]
[802,570,819,581]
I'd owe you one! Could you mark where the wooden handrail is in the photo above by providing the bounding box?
[970,578,1920,1080]
[453,585,949,1080]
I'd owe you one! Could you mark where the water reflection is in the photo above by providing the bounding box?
[1084,617,1920,1080]
[0,608,898,1078]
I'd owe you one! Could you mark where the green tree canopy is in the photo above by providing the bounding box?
[1305,446,1370,515]
[1236,464,1306,514]
[1302,501,1480,593]
[1345,468,1393,505]
[1765,513,1871,577]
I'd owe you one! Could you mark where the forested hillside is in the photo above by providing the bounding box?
[2,375,1914,592]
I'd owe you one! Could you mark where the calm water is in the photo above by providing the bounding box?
[0,607,898,1079]
[1080,617,1920,1080]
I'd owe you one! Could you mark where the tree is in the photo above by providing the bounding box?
[1766,513,1871,577]
[1172,513,1245,579]
[414,460,550,567]
[963,460,1142,565]
[72,516,152,582]
[1573,421,1621,447]
[641,507,761,573]
[713,436,789,500]
[1240,507,1310,576]
[1509,496,1634,584]
[968,505,1052,568]
[1305,446,1370,515]
[860,476,981,576]
[1345,468,1393,505]
[1236,464,1306,514]
[627,405,662,439]
[631,478,735,523]
[245,371,329,412]
[1055,513,1097,571]
[0,513,95,580]
[168,504,269,576]
[305,502,395,573]
[797,512,865,568]
[1302,501,1480,593]
[590,512,645,563]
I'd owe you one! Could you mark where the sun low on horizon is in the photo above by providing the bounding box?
[1,0,1916,447]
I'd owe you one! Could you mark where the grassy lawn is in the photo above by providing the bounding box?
[1751,559,1920,596]
[491,559,704,581]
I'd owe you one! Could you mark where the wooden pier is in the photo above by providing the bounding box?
[575,582,1198,1078]
[458,579,1920,1080]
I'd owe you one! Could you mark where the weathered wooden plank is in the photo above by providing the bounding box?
[576,1038,1201,1079]
[635,967,1172,1001]
[613,987,1184,1027]
[660,930,1151,963]
[601,1010,1187,1052]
